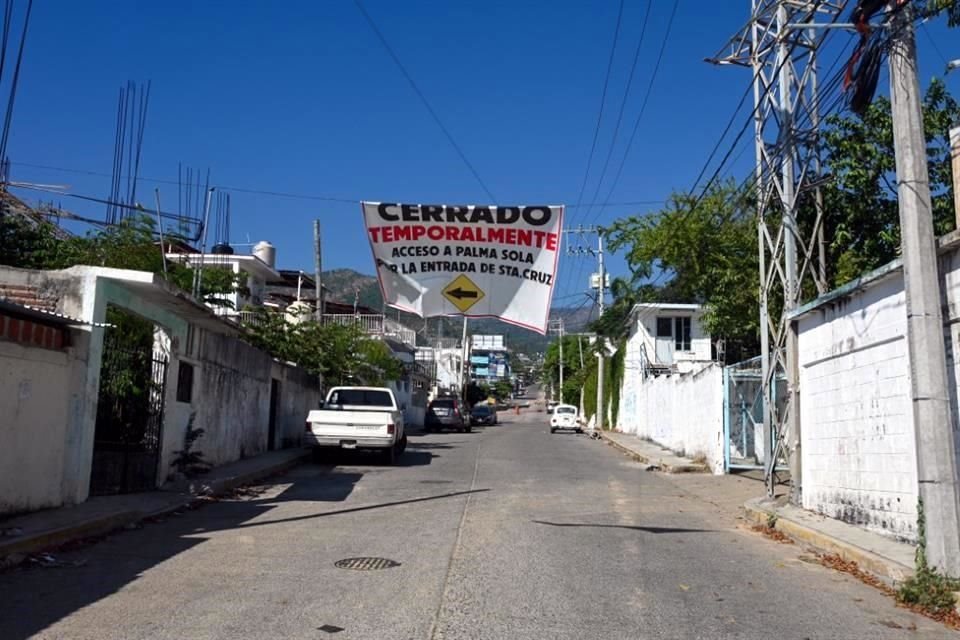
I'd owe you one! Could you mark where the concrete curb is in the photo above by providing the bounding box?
[0,451,310,565]
[743,497,915,585]
[600,432,708,473]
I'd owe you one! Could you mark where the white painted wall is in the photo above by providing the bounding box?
[0,336,88,514]
[616,362,725,474]
[0,341,70,514]
[796,272,918,541]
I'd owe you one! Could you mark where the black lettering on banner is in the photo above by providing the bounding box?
[373,203,556,226]
[472,207,495,224]
[443,246,452,256]
[446,206,469,223]
[421,205,444,222]
[522,206,551,226]
[496,207,520,224]
[481,263,495,273]
[378,203,400,221]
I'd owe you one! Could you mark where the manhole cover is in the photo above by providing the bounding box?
[335,557,401,571]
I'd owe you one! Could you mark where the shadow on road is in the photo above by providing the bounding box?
[532,520,715,534]
[200,488,491,533]
[0,453,455,639]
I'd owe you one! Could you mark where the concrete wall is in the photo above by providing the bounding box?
[0,334,88,514]
[796,271,918,541]
[160,327,322,478]
[616,362,725,474]
[0,265,322,512]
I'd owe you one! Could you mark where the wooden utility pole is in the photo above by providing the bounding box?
[889,7,960,576]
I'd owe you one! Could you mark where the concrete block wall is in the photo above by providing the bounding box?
[797,271,918,541]
[616,362,725,474]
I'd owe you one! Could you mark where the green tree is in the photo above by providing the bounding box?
[542,335,588,404]
[606,181,760,361]
[465,382,490,406]
[245,315,402,387]
[820,78,959,286]
[492,379,513,401]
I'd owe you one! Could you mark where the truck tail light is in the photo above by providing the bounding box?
[387,423,396,435]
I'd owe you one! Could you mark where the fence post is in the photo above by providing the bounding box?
[722,365,730,473]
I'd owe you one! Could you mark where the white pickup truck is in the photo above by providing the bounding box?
[305,386,407,464]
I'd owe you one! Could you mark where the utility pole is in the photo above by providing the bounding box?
[595,232,606,430]
[192,187,216,299]
[578,335,585,417]
[950,124,959,230]
[549,318,565,404]
[460,317,470,403]
[889,7,960,576]
[563,225,608,428]
[313,219,324,321]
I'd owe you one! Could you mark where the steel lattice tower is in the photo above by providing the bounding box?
[711,1,844,498]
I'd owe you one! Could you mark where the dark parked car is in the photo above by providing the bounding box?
[470,404,498,426]
[424,396,470,433]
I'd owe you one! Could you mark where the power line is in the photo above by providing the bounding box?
[580,0,654,224]
[572,0,626,222]
[9,161,360,203]
[352,0,497,204]
[919,21,949,67]
[587,0,680,226]
[0,0,32,168]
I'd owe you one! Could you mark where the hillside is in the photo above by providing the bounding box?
[321,268,595,355]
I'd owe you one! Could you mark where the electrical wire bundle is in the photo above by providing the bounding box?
[844,0,911,114]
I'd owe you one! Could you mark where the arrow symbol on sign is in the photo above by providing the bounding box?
[447,287,478,300]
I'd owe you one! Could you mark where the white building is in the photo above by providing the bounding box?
[165,241,280,318]
[617,302,725,474]
[624,303,712,374]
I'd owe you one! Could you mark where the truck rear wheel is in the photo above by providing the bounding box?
[382,444,397,465]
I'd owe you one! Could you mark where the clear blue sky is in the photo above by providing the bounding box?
[7,1,959,311]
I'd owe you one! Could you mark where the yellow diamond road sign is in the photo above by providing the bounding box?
[442,274,484,313]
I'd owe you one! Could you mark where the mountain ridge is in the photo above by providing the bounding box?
[320,268,595,354]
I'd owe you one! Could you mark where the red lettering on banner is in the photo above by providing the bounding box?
[366,225,559,250]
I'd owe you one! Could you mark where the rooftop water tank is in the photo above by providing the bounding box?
[253,240,276,268]
[211,243,234,255]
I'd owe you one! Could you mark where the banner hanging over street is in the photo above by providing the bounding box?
[362,202,564,334]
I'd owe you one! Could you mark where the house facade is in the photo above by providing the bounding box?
[624,303,712,375]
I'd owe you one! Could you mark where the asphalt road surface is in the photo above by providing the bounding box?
[0,411,952,639]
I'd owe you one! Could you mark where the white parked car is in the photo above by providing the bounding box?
[550,404,581,434]
[305,386,406,464]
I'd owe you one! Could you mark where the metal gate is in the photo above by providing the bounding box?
[723,355,787,473]
[89,331,169,495]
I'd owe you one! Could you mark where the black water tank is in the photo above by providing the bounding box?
[211,243,234,255]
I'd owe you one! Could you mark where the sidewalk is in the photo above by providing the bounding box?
[743,496,916,584]
[0,448,309,566]
[603,430,918,585]
[600,430,710,473]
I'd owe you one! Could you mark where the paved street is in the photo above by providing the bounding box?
[0,411,952,640]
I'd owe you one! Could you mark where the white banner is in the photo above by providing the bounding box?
[362,202,563,334]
